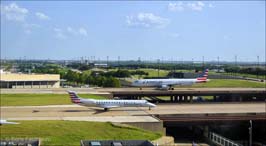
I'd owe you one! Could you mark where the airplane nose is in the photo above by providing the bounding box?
[148,103,156,107]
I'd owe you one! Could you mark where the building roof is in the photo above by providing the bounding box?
[0,73,60,82]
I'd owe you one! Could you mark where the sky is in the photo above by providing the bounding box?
[1,1,265,62]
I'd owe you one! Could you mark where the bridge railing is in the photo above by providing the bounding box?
[209,132,243,146]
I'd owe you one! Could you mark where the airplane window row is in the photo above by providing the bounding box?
[95,102,138,104]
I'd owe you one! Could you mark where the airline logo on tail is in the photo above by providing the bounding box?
[68,91,81,104]
[196,69,209,82]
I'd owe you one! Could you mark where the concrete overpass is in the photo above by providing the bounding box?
[106,88,266,102]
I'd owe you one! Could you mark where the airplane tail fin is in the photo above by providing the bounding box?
[196,69,209,82]
[67,91,81,104]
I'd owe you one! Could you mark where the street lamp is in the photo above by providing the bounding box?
[249,120,252,146]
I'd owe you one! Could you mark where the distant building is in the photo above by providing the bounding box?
[90,63,108,68]
[0,72,60,88]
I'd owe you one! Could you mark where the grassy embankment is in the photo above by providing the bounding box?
[0,121,161,146]
[189,79,265,88]
[0,94,106,106]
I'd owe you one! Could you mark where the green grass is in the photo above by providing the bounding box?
[189,79,265,88]
[0,121,161,146]
[0,94,106,106]
[219,72,266,80]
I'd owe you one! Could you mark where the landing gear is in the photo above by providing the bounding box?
[149,106,151,110]
[104,108,108,111]
[139,87,142,90]
[168,87,174,90]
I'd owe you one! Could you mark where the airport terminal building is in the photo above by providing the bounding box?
[0,72,60,88]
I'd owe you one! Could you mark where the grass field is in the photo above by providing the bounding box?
[0,94,106,106]
[0,121,161,146]
[189,79,265,88]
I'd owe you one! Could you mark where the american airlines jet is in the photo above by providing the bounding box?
[68,91,156,111]
[132,69,209,90]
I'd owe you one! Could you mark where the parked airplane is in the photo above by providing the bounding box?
[132,69,209,90]
[67,91,156,111]
[0,119,19,125]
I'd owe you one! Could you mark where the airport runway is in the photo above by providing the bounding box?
[1,103,265,122]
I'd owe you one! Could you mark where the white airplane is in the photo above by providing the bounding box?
[67,91,156,111]
[132,69,209,90]
[0,119,19,125]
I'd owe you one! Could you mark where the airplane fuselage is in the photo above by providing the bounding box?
[132,78,205,87]
[79,99,154,108]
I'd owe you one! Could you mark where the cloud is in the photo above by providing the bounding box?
[54,28,67,39]
[54,27,88,39]
[187,1,205,11]
[168,2,184,12]
[35,12,50,20]
[1,3,28,22]
[168,1,207,12]
[67,26,88,36]
[79,28,88,36]
[126,13,170,28]
[22,23,41,34]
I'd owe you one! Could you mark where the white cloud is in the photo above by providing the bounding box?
[22,23,41,34]
[79,28,88,36]
[187,1,205,11]
[54,27,67,39]
[67,27,75,34]
[168,2,184,12]
[67,26,88,36]
[126,13,170,28]
[168,1,207,12]
[54,27,88,39]
[1,3,28,22]
[35,12,50,20]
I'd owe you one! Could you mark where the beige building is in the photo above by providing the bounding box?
[0,73,60,88]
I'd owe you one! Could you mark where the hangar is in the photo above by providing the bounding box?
[0,72,60,88]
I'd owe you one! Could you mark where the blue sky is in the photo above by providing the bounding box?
[1,1,265,62]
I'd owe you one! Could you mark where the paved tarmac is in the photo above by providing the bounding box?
[1,103,265,122]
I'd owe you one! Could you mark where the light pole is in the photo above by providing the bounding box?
[157,59,160,77]
[249,120,252,146]
[257,56,259,79]
[106,56,109,71]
